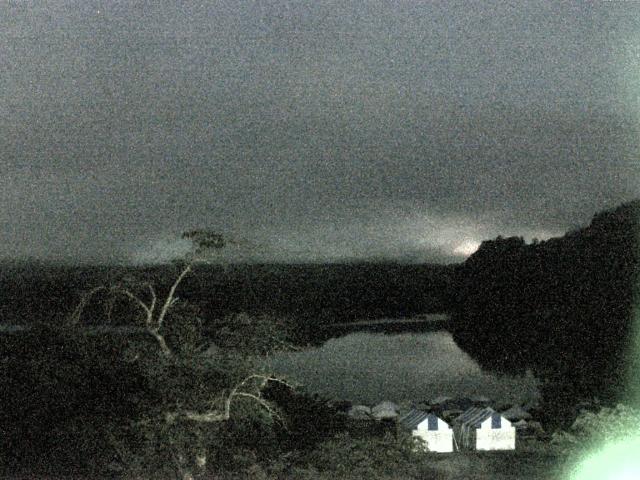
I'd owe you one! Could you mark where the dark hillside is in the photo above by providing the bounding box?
[188,262,454,321]
[451,200,639,425]
[0,262,454,331]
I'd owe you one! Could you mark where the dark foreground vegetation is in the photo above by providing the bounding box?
[0,255,459,479]
[451,200,640,428]
[0,321,566,480]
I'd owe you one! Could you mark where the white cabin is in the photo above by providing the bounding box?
[400,410,454,453]
[454,407,515,451]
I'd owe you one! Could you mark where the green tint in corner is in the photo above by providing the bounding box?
[567,436,640,480]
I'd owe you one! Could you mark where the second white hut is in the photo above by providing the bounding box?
[453,407,515,451]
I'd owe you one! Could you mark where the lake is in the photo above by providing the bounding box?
[266,326,540,407]
[1,316,541,408]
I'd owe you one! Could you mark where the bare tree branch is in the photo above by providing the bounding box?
[157,263,192,329]
[165,374,291,424]
[69,285,108,324]
[104,296,116,323]
[146,282,157,317]
[149,329,173,357]
[111,286,153,325]
[234,392,281,420]
[179,410,229,423]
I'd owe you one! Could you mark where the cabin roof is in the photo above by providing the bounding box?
[455,407,506,428]
[400,409,447,430]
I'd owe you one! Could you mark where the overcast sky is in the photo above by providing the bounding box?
[1,1,639,264]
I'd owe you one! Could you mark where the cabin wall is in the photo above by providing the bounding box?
[476,428,516,450]
[412,429,454,453]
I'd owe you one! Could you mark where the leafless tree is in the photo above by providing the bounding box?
[69,231,296,479]
[69,231,236,356]
[69,231,293,410]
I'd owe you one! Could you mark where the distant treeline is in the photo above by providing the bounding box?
[450,200,639,425]
[0,261,455,329]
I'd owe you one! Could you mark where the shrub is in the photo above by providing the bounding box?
[296,431,426,479]
[551,404,640,454]
[0,323,149,476]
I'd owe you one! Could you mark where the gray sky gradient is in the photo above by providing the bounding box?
[1,1,639,264]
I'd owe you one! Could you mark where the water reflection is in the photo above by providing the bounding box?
[267,331,540,406]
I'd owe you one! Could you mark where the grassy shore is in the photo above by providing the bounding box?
[424,447,563,480]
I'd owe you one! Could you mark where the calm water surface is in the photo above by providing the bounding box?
[267,329,540,406]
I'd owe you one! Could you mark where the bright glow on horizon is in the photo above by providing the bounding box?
[453,240,481,256]
[128,236,193,265]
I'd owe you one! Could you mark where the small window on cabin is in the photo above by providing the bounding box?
[491,414,501,429]
[427,415,438,431]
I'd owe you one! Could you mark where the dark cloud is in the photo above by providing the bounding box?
[1,1,639,263]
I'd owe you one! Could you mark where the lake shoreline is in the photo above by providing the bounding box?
[266,328,541,408]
